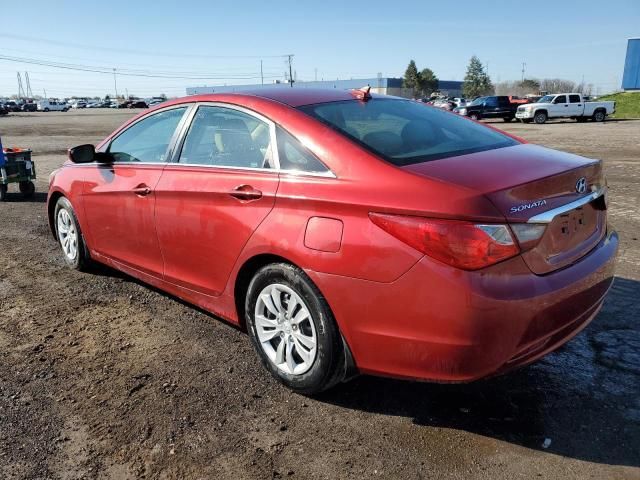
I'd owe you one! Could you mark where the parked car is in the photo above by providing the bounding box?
[128,100,148,109]
[117,100,133,109]
[4,101,20,112]
[20,102,37,112]
[86,102,102,108]
[69,100,87,109]
[515,93,616,124]
[0,104,7,116]
[453,97,467,107]
[37,99,70,112]
[48,88,618,393]
[454,96,518,122]
[432,99,456,111]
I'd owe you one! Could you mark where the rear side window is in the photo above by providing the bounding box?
[276,126,329,174]
[299,99,518,166]
[569,94,581,103]
[109,107,187,163]
[179,106,274,169]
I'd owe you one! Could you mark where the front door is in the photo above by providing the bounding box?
[155,104,280,296]
[550,94,568,118]
[82,106,189,277]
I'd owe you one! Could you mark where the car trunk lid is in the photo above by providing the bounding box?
[403,144,607,274]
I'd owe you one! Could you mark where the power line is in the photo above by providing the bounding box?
[0,33,290,59]
[0,54,283,80]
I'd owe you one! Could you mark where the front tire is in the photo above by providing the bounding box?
[534,111,547,124]
[470,113,480,121]
[54,197,91,271]
[0,184,7,201]
[245,263,346,394]
[503,117,513,122]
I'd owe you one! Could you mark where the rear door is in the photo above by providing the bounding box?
[154,104,280,296]
[567,94,583,116]
[82,105,190,277]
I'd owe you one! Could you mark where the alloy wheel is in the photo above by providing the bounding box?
[57,209,78,261]
[254,283,317,375]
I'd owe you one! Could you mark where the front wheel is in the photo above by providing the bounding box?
[534,111,547,124]
[245,263,346,394]
[0,184,7,201]
[44,108,49,112]
[470,113,480,121]
[54,197,91,270]
[503,117,513,122]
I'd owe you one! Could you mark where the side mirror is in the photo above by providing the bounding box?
[68,144,95,163]
[68,144,112,164]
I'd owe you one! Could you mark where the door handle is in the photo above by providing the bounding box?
[133,185,152,196]
[228,184,262,201]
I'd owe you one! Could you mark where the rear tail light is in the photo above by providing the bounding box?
[369,213,520,270]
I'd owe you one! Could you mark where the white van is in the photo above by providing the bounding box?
[37,100,70,112]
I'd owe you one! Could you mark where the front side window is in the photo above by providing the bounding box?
[179,106,274,169]
[109,107,187,163]
[554,95,567,104]
[299,99,518,166]
[484,97,498,107]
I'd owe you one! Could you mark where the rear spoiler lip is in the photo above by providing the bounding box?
[527,186,607,224]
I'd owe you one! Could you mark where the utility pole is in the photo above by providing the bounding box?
[314,68,318,82]
[287,54,294,87]
[17,72,25,99]
[521,62,526,83]
[43,88,47,99]
[25,72,33,98]
[113,68,118,99]
[260,60,264,85]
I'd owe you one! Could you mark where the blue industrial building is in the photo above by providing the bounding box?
[187,77,463,98]
[622,38,640,91]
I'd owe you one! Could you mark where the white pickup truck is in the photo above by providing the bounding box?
[515,93,615,124]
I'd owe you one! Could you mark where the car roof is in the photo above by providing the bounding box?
[183,87,388,108]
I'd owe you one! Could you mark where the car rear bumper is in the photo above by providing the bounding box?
[308,228,618,382]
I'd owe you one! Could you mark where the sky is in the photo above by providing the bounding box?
[0,0,638,99]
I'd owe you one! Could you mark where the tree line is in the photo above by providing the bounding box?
[403,56,592,99]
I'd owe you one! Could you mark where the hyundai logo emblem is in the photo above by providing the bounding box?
[576,177,587,194]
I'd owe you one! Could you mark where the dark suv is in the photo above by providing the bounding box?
[454,96,520,122]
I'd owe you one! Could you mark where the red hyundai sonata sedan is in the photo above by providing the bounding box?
[47,88,618,393]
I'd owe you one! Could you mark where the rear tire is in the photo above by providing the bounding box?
[534,111,547,124]
[19,181,35,198]
[0,184,7,201]
[245,263,346,395]
[593,110,606,122]
[54,197,92,271]
[44,108,49,112]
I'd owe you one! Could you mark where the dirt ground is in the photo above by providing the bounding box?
[0,110,639,480]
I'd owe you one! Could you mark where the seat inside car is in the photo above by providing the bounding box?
[213,118,264,168]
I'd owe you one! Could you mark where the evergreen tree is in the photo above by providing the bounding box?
[463,56,494,98]
[403,60,421,93]
[419,68,439,97]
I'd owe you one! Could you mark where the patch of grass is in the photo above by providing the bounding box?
[596,92,640,119]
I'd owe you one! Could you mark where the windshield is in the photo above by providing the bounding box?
[298,99,518,166]
[468,97,486,106]
[537,95,555,103]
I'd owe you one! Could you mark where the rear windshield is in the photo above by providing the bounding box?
[298,99,518,166]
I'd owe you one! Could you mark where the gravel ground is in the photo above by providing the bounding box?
[0,110,638,479]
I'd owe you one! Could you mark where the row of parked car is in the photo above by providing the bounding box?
[423,94,615,124]
[0,97,166,115]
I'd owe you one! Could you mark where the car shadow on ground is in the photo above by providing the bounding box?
[0,191,48,203]
[318,276,640,468]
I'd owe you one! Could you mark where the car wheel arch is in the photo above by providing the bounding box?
[233,253,306,331]
[48,191,65,239]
